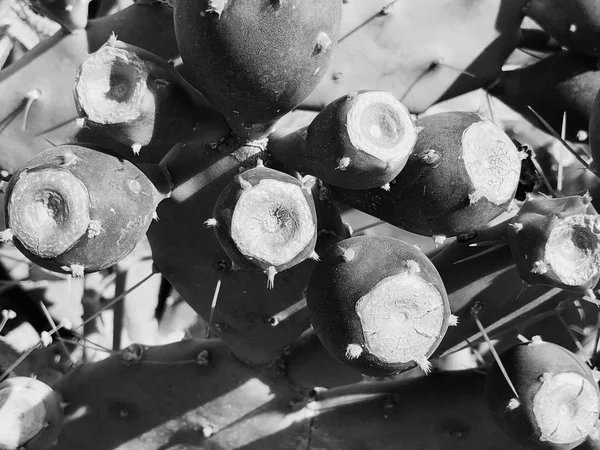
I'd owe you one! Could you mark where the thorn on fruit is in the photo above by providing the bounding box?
[416,356,432,374]
[266,266,277,289]
[433,235,446,247]
[238,176,252,190]
[310,251,320,261]
[86,220,102,238]
[335,157,350,171]
[0,229,13,242]
[131,143,142,156]
[530,260,548,275]
[65,264,85,278]
[340,248,355,262]
[345,343,362,359]
[530,335,544,345]
[506,398,520,411]
[508,222,523,233]
[381,183,390,191]
[448,314,459,327]
[204,218,218,228]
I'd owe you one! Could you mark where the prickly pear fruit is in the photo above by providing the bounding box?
[74,37,229,157]
[2,144,166,276]
[269,91,417,190]
[486,337,600,450]
[173,0,342,139]
[0,376,64,450]
[306,235,451,377]
[209,166,318,288]
[326,111,522,241]
[524,0,600,56]
[507,194,600,294]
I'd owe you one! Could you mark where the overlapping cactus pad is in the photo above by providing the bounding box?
[2,0,600,449]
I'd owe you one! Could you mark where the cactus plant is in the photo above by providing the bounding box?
[3,1,600,449]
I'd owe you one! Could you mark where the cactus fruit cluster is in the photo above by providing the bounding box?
[3,0,600,449]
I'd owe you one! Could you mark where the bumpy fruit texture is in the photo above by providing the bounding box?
[28,0,89,32]
[269,91,417,190]
[489,51,600,143]
[0,376,64,450]
[0,3,179,171]
[303,0,526,113]
[507,194,600,293]
[173,0,342,139]
[307,235,451,377]
[211,166,318,288]
[74,38,228,158]
[485,338,600,450]
[3,144,162,276]
[327,111,522,239]
[524,0,600,56]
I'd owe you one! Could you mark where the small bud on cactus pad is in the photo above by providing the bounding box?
[326,111,522,237]
[507,194,600,293]
[524,0,600,57]
[271,91,418,190]
[211,166,318,288]
[306,235,451,377]
[0,376,64,450]
[3,144,162,275]
[486,338,600,449]
[173,0,342,139]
